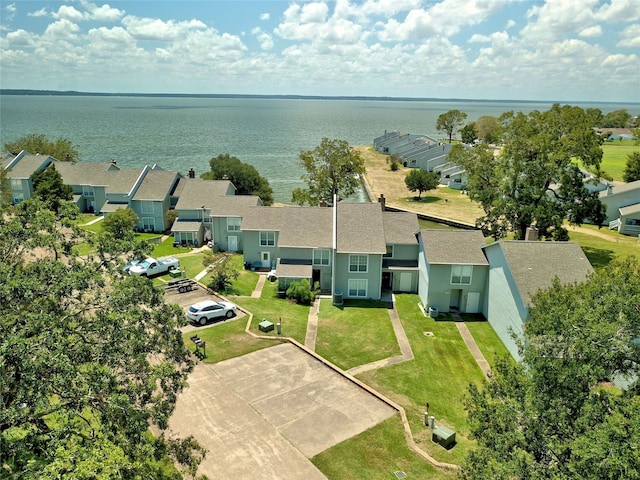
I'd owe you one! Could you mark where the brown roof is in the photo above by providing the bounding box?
[421,229,488,265]
[492,240,593,305]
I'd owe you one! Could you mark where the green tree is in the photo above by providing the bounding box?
[475,115,502,144]
[101,207,139,239]
[30,164,73,214]
[291,137,365,206]
[387,153,402,171]
[436,109,468,143]
[286,279,317,305]
[460,122,477,144]
[201,153,273,205]
[404,168,439,199]
[450,105,605,240]
[203,252,239,292]
[463,258,640,480]
[4,133,79,161]
[600,108,632,128]
[0,165,11,206]
[0,199,205,478]
[623,151,640,183]
[633,127,640,145]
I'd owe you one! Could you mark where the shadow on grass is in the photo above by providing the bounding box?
[403,195,440,204]
[581,246,616,269]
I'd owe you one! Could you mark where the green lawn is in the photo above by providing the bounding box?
[312,415,456,480]
[567,224,639,268]
[316,299,400,370]
[462,315,511,370]
[600,140,640,181]
[182,317,277,364]
[357,294,486,466]
[231,280,311,344]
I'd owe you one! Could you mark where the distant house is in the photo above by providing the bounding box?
[482,241,593,359]
[241,201,420,299]
[128,168,181,233]
[417,229,489,315]
[600,180,640,236]
[1,151,55,203]
[172,177,260,249]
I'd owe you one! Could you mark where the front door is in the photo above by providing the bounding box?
[261,251,271,269]
[228,236,238,252]
[466,292,480,313]
[399,272,412,292]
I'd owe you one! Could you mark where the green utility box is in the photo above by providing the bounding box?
[258,320,274,333]
[432,426,456,449]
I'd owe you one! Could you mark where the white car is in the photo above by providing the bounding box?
[187,300,236,326]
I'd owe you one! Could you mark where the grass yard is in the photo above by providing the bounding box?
[600,140,640,181]
[182,317,277,364]
[312,415,456,480]
[462,315,511,370]
[567,223,640,268]
[357,294,486,466]
[231,280,311,344]
[315,299,401,371]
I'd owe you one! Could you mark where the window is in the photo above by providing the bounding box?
[259,231,275,246]
[348,279,367,297]
[82,185,94,198]
[11,179,22,190]
[142,217,155,232]
[227,217,241,231]
[12,192,24,203]
[313,249,330,266]
[451,265,473,285]
[141,201,153,214]
[349,254,368,273]
[384,245,393,258]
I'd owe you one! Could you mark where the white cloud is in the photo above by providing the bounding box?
[596,0,640,22]
[54,5,85,22]
[275,2,330,40]
[5,3,16,22]
[505,19,516,30]
[85,3,125,22]
[252,27,274,50]
[121,16,206,41]
[28,7,48,18]
[260,13,270,21]
[44,19,80,39]
[5,29,33,46]
[579,25,602,38]
[618,24,640,48]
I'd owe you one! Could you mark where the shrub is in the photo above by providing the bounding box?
[285,279,317,305]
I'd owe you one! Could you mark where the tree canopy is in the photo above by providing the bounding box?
[201,153,273,205]
[291,137,365,206]
[450,104,605,240]
[4,133,79,162]
[475,115,502,144]
[0,199,204,478]
[460,122,477,144]
[101,207,139,239]
[436,110,468,143]
[623,151,640,183]
[600,109,632,128]
[30,164,73,214]
[463,258,640,480]
[404,168,439,199]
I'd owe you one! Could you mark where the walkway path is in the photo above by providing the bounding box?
[451,313,491,377]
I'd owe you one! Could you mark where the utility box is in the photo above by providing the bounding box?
[333,291,343,306]
[432,426,456,449]
[428,306,439,318]
[258,320,274,333]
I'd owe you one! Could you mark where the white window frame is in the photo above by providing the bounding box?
[227,217,241,231]
[313,249,331,266]
[142,217,155,232]
[11,179,23,190]
[259,231,275,246]
[141,201,154,214]
[82,185,94,198]
[348,279,368,298]
[451,265,473,285]
[349,254,368,273]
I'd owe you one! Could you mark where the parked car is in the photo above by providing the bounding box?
[128,256,179,277]
[187,300,236,326]
[122,259,141,273]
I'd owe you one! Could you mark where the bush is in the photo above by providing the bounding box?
[285,279,317,305]
[387,153,401,171]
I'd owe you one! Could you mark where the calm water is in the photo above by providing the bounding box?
[1,95,637,203]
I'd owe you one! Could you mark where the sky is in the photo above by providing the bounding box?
[1,0,639,102]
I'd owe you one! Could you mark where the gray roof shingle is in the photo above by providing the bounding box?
[383,212,419,244]
[421,229,488,265]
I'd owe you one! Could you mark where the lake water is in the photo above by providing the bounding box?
[1,95,637,203]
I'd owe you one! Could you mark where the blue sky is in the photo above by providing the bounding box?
[1,0,639,101]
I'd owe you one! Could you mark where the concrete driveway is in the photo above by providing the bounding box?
[168,343,396,479]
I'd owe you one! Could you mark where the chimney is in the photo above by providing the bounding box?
[222,175,229,181]
[319,198,327,207]
[110,159,117,165]
[188,168,195,179]
[378,193,386,211]
[525,224,538,241]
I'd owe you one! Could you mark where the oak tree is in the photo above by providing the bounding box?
[623,151,640,183]
[463,258,640,480]
[291,137,365,206]
[404,168,439,199]
[450,104,605,240]
[201,153,273,205]
[0,199,205,478]
[436,109,468,143]
[4,133,79,162]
